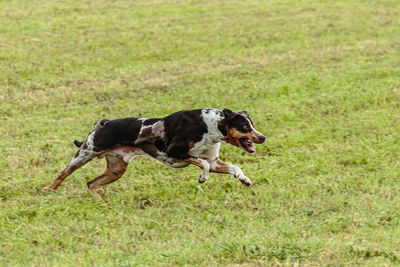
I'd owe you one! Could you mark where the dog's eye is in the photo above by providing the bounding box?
[243,125,249,129]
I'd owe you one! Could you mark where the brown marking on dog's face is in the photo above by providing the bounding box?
[222,109,265,153]
[225,127,259,145]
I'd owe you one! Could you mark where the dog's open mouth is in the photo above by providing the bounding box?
[239,138,255,153]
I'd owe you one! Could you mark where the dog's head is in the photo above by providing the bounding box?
[222,109,265,153]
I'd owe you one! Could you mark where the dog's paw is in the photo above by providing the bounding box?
[239,177,252,186]
[198,174,208,183]
[41,186,54,192]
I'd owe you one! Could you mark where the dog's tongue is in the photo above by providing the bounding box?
[248,143,256,153]
[244,141,256,153]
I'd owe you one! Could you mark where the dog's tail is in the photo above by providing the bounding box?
[73,140,84,148]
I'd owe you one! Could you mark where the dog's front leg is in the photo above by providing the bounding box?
[210,159,252,186]
[166,140,210,183]
[184,158,210,183]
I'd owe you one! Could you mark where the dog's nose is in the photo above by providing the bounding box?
[259,135,266,144]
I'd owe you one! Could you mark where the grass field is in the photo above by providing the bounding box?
[1,0,400,265]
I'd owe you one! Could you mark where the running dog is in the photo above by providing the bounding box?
[43,109,265,198]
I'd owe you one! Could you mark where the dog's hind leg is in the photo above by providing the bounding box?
[43,148,98,191]
[86,154,128,199]
[43,120,110,192]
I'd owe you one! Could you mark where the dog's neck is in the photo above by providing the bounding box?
[198,109,226,143]
[217,118,228,138]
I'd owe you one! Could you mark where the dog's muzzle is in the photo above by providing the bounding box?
[254,134,266,144]
[250,129,265,144]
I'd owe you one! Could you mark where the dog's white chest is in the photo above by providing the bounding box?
[187,109,223,159]
[189,141,220,160]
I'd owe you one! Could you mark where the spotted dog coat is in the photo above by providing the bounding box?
[43,109,265,198]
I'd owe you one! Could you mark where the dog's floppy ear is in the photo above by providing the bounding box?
[223,109,235,120]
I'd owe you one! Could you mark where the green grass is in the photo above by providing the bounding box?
[1,0,400,265]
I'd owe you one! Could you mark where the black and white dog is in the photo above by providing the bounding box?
[43,109,265,198]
